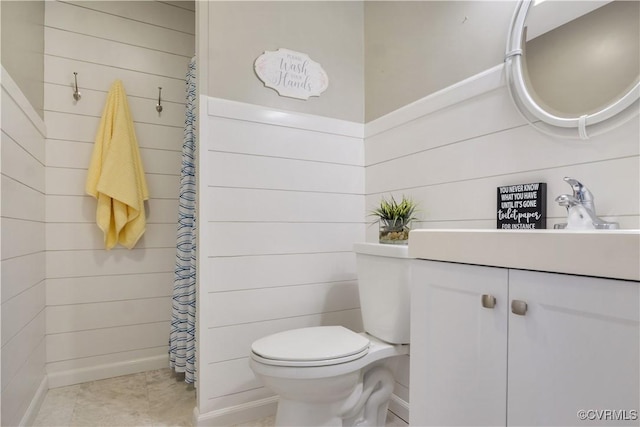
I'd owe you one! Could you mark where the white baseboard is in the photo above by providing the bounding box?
[195,395,278,426]
[388,393,409,424]
[19,376,49,427]
[47,354,169,388]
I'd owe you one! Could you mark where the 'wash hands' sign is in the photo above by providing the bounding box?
[254,48,329,100]
[497,182,547,229]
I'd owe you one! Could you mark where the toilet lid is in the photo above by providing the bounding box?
[251,326,370,367]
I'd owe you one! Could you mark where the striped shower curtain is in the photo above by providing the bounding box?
[170,57,196,384]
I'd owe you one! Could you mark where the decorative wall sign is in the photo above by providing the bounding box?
[254,48,329,100]
[497,182,547,229]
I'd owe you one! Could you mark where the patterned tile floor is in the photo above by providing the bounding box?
[33,368,407,426]
[34,369,196,427]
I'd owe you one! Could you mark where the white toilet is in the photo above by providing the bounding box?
[249,243,411,426]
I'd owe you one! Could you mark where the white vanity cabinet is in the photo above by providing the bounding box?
[507,269,639,425]
[410,260,509,426]
[410,260,640,426]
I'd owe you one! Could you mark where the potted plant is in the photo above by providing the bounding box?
[369,195,419,245]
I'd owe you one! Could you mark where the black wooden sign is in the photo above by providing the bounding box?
[497,182,547,229]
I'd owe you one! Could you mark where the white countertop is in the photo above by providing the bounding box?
[408,229,640,281]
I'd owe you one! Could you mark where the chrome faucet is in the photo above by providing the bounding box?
[563,177,596,214]
[554,177,619,230]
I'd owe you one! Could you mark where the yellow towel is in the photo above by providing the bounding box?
[86,80,149,249]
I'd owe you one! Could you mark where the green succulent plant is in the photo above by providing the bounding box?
[369,195,419,228]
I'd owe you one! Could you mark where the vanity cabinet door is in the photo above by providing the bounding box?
[410,260,509,426]
[507,270,640,426]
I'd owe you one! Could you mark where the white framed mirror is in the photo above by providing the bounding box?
[505,0,640,139]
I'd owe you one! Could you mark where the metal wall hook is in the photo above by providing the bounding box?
[156,87,163,113]
[73,72,81,101]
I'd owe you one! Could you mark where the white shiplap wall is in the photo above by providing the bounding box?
[196,97,365,424]
[43,0,194,387]
[1,69,48,427]
[364,65,640,236]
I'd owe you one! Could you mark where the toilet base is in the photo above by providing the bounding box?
[272,363,397,427]
[275,399,344,427]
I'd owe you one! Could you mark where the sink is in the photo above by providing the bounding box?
[408,229,640,281]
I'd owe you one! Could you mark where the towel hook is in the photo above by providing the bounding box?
[156,87,163,113]
[73,72,81,101]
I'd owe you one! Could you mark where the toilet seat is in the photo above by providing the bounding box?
[251,326,370,367]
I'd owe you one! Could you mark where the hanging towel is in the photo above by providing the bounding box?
[86,80,149,249]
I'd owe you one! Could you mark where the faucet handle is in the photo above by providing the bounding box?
[563,177,585,199]
[563,177,595,212]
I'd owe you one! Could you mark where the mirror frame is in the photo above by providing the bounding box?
[505,0,640,139]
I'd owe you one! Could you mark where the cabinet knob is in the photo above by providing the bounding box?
[481,294,496,309]
[511,300,528,316]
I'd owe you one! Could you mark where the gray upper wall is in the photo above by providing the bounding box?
[206,1,516,123]
[1,0,511,125]
[208,1,365,123]
[364,1,515,122]
[1,1,45,119]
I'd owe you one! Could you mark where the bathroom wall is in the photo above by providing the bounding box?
[207,1,365,122]
[197,2,366,423]
[364,0,640,237]
[365,65,639,233]
[1,74,47,427]
[43,0,195,387]
[364,1,515,121]
[1,2,47,424]
[0,1,45,119]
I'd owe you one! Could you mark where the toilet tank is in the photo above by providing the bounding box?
[354,243,411,344]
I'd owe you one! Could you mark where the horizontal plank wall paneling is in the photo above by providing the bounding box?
[209,252,356,292]
[364,64,640,230]
[45,111,185,151]
[364,65,640,236]
[208,188,363,223]
[1,132,46,194]
[46,272,173,305]
[199,98,365,416]
[1,282,46,348]
[46,322,169,362]
[1,71,47,427]
[46,297,172,334]
[45,27,188,79]
[366,119,638,195]
[44,0,194,386]
[207,223,364,257]
[1,175,46,223]
[46,1,194,57]
[1,252,46,304]
[207,152,363,194]
[207,281,360,327]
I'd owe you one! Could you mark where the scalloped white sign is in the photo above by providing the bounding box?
[254,48,329,100]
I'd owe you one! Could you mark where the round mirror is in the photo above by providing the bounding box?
[505,0,640,139]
